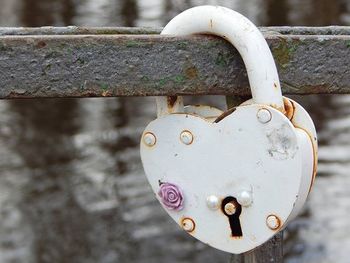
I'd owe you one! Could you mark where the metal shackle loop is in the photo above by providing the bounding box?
[157,5,284,117]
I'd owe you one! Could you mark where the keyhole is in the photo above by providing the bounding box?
[221,196,243,237]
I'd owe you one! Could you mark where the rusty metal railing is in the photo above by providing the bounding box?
[0,26,350,99]
[1,26,349,263]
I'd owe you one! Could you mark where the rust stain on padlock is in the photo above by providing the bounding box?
[287,99,318,193]
[283,97,295,120]
[292,124,318,193]
[269,103,286,115]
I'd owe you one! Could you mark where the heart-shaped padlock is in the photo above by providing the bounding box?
[140,6,317,254]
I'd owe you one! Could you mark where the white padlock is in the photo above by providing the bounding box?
[140,5,317,254]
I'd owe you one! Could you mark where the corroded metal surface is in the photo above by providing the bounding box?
[0,26,349,99]
[230,233,283,263]
[0,26,160,36]
[1,26,350,36]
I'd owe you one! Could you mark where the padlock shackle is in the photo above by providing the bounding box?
[157,5,284,117]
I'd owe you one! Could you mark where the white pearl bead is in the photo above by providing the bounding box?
[206,195,220,210]
[237,190,253,207]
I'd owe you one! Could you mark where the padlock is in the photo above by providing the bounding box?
[140,6,317,254]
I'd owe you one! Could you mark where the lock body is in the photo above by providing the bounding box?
[141,104,315,254]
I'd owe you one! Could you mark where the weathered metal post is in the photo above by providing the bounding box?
[230,233,283,263]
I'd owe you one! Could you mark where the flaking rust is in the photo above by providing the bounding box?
[283,97,295,120]
[167,96,179,109]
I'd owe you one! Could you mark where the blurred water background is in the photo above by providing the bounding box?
[0,0,349,262]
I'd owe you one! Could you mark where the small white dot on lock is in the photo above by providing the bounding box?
[257,108,272,124]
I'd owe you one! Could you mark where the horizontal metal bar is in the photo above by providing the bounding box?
[0,26,349,99]
[2,26,350,36]
[0,26,161,36]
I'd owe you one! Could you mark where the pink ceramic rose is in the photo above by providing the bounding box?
[158,182,184,211]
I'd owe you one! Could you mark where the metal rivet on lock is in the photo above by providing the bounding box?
[181,217,195,232]
[180,130,193,145]
[237,190,253,207]
[257,108,272,124]
[224,202,237,216]
[206,195,220,210]
[143,132,156,147]
[266,215,281,230]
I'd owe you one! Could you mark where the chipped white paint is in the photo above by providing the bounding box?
[184,105,224,122]
[141,5,317,255]
[266,123,298,160]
